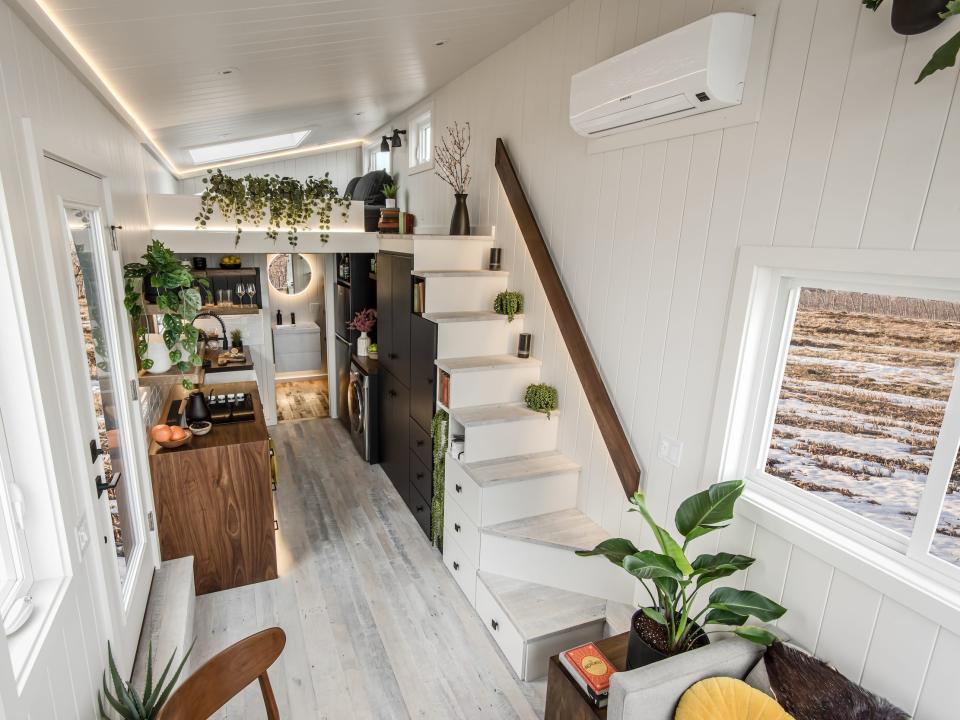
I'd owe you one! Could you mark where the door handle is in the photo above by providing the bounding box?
[454,523,461,533]
[491,619,499,631]
[455,484,462,494]
[90,439,104,464]
[96,472,121,498]
[453,561,460,571]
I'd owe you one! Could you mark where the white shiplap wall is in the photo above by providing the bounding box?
[377,0,960,715]
[0,3,160,717]
[178,147,362,196]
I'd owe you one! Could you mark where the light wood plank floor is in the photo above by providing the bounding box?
[192,418,545,719]
[275,379,329,421]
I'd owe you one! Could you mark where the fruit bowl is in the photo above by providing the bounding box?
[156,429,192,449]
[219,255,241,269]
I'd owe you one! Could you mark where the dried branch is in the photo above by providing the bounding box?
[434,121,472,194]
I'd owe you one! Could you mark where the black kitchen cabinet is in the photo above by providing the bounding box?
[410,314,438,432]
[379,368,410,503]
[376,252,412,383]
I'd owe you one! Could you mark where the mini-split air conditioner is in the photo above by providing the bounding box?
[569,12,755,137]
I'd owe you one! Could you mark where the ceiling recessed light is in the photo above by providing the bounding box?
[188,130,310,165]
[354,111,363,116]
[217,67,239,77]
[434,40,447,47]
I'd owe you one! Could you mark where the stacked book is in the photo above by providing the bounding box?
[559,642,616,708]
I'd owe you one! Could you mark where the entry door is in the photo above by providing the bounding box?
[42,157,155,675]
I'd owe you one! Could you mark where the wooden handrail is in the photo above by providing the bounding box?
[495,138,642,498]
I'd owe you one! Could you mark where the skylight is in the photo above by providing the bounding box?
[187,130,310,165]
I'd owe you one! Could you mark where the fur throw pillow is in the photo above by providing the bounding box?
[763,641,910,720]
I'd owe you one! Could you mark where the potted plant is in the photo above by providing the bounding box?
[577,480,786,670]
[383,182,398,209]
[862,1,960,82]
[524,383,558,418]
[124,240,209,389]
[368,342,379,359]
[348,308,377,357]
[434,121,472,235]
[493,290,523,322]
[99,640,193,719]
[230,328,243,351]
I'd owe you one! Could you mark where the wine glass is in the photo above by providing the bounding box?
[235,282,246,307]
[245,282,257,309]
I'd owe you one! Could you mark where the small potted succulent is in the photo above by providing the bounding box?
[368,342,379,359]
[348,308,377,357]
[230,328,243,351]
[99,640,193,719]
[383,183,398,209]
[494,290,524,322]
[577,480,786,670]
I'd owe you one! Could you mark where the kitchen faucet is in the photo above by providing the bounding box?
[192,311,228,351]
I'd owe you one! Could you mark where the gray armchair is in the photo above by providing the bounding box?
[607,637,764,720]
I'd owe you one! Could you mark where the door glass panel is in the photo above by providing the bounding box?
[65,205,138,585]
[932,443,960,566]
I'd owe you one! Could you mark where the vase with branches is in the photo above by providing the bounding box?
[434,121,473,235]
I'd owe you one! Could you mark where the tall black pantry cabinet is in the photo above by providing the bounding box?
[376,252,437,539]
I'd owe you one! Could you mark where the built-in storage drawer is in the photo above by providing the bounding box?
[409,450,431,503]
[445,454,481,526]
[407,485,431,538]
[410,315,438,430]
[443,494,480,566]
[379,369,410,503]
[409,417,432,469]
[442,534,478,604]
[475,577,525,678]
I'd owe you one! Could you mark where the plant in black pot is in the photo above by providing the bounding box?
[577,480,786,670]
[862,1,960,82]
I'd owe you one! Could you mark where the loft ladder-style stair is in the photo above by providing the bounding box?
[412,140,643,683]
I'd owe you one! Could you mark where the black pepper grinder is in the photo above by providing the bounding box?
[290,312,296,325]
[276,309,282,326]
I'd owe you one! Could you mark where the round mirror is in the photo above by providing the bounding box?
[268,254,312,295]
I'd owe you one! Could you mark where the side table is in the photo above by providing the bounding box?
[544,632,628,720]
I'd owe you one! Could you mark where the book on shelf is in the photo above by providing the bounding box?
[439,370,451,406]
[559,642,615,708]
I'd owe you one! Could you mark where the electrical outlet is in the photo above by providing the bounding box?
[657,434,683,469]
[75,514,90,556]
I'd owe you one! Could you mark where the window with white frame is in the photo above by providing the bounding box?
[366,145,391,174]
[408,111,432,172]
[742,276,960,579]
[0,411,30,623]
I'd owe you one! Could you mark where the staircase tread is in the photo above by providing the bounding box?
[484,509,609,551]
[436,355,542,373]
[478,572,607,641]
[424,311,524,324]
[412,269,510,277]
[461,451,580,487]
[450,402,559,427]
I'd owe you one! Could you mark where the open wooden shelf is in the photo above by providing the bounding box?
[143,304,262,316]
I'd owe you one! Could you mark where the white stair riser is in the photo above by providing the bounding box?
[479,533,635,605]
[414,237,494,271]
[423,275,508,314]
[463,415,558,463]
[444,497,481,566]
[443,536,478,605]
[437,320,524,359]
[446,366,542,408]
[445,457,579,527]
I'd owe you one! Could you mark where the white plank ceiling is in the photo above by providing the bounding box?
[36,0,570,168]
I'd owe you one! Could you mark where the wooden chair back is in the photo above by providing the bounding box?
[156,627,286,720]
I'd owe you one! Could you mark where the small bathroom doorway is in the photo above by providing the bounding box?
[268,252,330,421]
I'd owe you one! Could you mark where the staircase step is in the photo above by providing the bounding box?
[413,270,509,314]
[430,313,526,359]
[438,357,542,409]
[462,451,581,488]
[412,269,510,278]
[484,508,610,551]
[436,354,541,374]
[451,403,559,463]
[424,311,524,324]
[476,572,608,681]
[451,402,558,427]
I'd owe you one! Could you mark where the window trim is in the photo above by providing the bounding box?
[365,144,391,175]
[407,106,434,175]
[706,246,960,635]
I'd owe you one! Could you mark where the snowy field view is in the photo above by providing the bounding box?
[765,289,960,566]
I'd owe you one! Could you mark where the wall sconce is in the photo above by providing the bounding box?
[380,136,390,152]
[391,129,407,148]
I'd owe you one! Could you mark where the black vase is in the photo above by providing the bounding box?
[891,0,945,35]
[625,608,710,670]
[449,193,471,236]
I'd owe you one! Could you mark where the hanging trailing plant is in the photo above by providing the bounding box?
[123,239,209,389]
[862,0,960,83]
[431,409,449,550]
[196,170,351,248]
[524,383,558,418]
[493,290,524,322]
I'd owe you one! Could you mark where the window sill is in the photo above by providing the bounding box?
[7,577,68,691]
[738,486,960,635]
[408,160,434,176]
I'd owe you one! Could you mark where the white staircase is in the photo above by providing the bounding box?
[409,234,626,682]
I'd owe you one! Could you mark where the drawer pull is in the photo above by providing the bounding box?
[416,505,425,513]
[454,523,461,532]
[416,440,425,447]
[389,352,398,360]
[388,389,397,398]
[427,377,435,385]
[274,519,279,531]
[416,472,425,479]
[453,561,460,571]
[491,619,499,631]
[455,484,462,494]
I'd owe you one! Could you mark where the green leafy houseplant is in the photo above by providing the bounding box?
[99,640,193,719]
[196,170,350,248]
[863,0,960,83]
[123,240,209,389]
[577,480,786,662]
[382,183,398,199]
[524,383,558,418]
[493,290,523,322]
[230,328,243,348]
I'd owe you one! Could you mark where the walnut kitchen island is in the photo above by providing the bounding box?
[148,381,277,595]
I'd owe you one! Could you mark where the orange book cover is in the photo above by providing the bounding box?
[561,643,615,695]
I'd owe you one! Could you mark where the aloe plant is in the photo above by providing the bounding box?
[98,639,194,719]
[577,480,785,654]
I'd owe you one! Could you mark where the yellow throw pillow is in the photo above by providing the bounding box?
[676,677,794,720]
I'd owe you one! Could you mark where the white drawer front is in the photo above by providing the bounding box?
[475,580,526,679]
[445,456,481,525]
[444,499,480,566]
[442,536,477,605]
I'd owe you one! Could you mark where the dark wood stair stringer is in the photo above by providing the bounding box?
[494,138,641,498]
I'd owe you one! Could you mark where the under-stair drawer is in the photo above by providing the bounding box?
[475,580,525,679]
[445,455,481,526]
[409,418,432,469]
[443,498,480,566]
[443,536,477,604]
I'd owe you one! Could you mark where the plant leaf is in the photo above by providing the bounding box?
[148,638,196,716]
[675,481,744,539]
[575,538,639,566]
[735,625,779,646]
[917,29,960,83]
[862,0,883,9]
[704,608,749,626]
[691,552,755,575]
[622,551,682,581]
[641,607,667,625]
[101,673,135,719]
[708,587,787,622]
[943,1,960,19]
[628,492,693,575]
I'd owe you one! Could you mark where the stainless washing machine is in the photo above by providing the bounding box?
[347,360,378,463]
